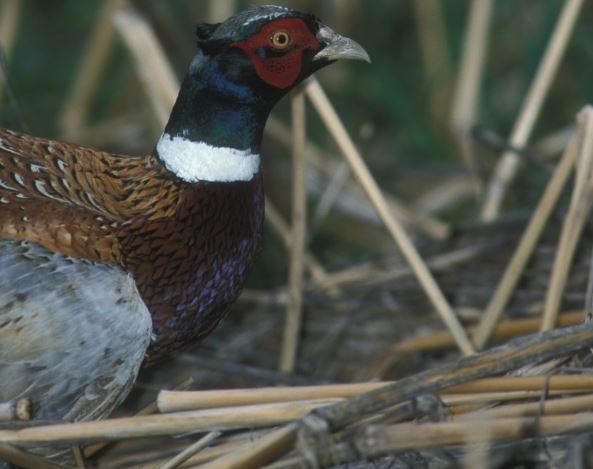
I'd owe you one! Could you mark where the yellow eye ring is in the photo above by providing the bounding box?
[269,30,292,50]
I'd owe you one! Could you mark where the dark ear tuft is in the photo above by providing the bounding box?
[196,23,220,42]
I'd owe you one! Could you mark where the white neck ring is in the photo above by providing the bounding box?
[156,133,260,183]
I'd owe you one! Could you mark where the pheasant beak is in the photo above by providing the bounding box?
[313,25,371,63]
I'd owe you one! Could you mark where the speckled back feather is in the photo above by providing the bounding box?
[0,129,185,263]
[0,240,151,421]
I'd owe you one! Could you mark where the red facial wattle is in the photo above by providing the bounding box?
[232,18,320,89]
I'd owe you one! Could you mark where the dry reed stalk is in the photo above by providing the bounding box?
[113,8,178,126]
[541,107,593,330]
[403,311,582,354]
[71,447,84,468]
[193,323,593,468]
[0,0,23,100]
[0,442,67,469]
[158,383,388,413]
[268,411,593,468]
[462,416,491,469]
[378,412,593,450]
[367,186,450,239]
[89,438,200,469]
[83,378,193,460]
[0,401,336,446]
[264,198,328,284]
[311,160,349,228]
[158,375,593,414]
[292,413,593,467]
[59,0,125,138]
[450,0,493,197]
[314,262,375,291]
[0,0,21,53]
[157,431,221,469]
[305,323,593,433]
[168,441,245,468]
[412,0,452,129]
[199,424,297,469]
[61,110,146,148]
[305,77,474,356]
[481,0,584,221]
[472,118,583,349]
[265,116,450,240]
[444,375,593,394]
[455,392,593,421]
[207,0,236,23]
[331,0,358,31]
[535,125,575,161]
[133,430,278,468]
[444,389,583,411]
[280,89,308,373]
[237,288,286,305]
[412,176,476,215]
[367,311,583,378]
[318,240,492,292]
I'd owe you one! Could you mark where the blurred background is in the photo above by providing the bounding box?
[2,0,593,383]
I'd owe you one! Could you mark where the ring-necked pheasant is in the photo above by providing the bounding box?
[0,5,369,425]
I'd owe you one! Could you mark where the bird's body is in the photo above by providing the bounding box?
[0,4,369,433]
[0,128,264,365]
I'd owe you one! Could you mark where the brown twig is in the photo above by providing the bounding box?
[413,0,452,129]
[450,0,493,197]
[113,8,178,126]
[305,322,593,433]
[472,111,583,349]
[158,383,386,413]
[368,311,583,378]
[278,413,593,468]
[157,374,593,414]
[60,0,125,138]
[317,240,492,292]
[455,392,593,420]
[181,323,593,468]
[199,424,298,469]
[280,88,308,373]
[264,198,328,285]
[541,107,593,330]
[265,116,450,240]
[445,375,593,394]
[481,0,584,220]
[0,401,336,446]
[412,176,476,215]
[305,77,474,356]
[0,0,23,100]
[444,389,586,411]
[83,378,193,459]
[0,442,70,469]
[207,0,236,22]
[310,160,350,229]
[157,431,221,469]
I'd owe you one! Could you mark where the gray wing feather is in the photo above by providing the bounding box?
[0,240,152,422]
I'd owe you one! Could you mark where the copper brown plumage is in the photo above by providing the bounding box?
[0,128,182,264]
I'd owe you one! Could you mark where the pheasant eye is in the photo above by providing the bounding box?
[269,30,291,50]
